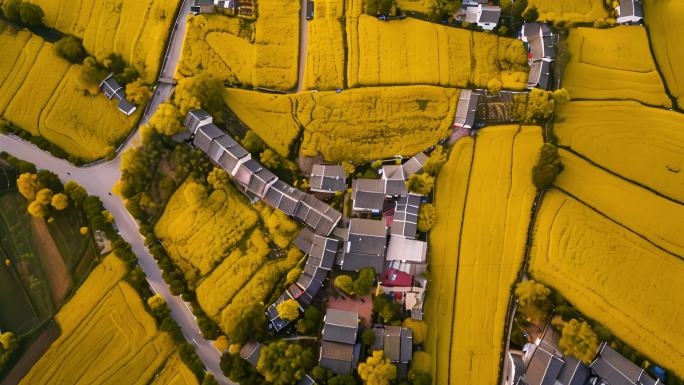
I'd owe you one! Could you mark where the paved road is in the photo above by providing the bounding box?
[0,1,234,383]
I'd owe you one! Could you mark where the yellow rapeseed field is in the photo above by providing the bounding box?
[526,0,609,23]
[154,180,259,284]
[20,254,176,385]
[395,0,433,14]
[0,31,138,162]
[298,86,458,162]
[423,137,473,383]
[448,125,541,385]
[644,0,684,109]
[30,0,179,83]
[151,353,200,385]
[305,0,346,90]
[529,190,684,378]
[561,27,671,107]
[554,149,684,258]
[223,89,301,157]
[554,101,684,203]
[345,15,528,89]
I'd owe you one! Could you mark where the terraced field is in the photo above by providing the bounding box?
[305,0,346,90]
[526,0,609,23]
[644,0,684,109]
[426,125,542,385]
[19,254,177,385]
[529,190,684,378]
[561,27,671,107]
[30,0,179,83]
[0,31,139,162]
[177,0,300,90]
[554,101,684,203]
[345,11,528,89]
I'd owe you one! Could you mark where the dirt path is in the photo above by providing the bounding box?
[30,217,71,306]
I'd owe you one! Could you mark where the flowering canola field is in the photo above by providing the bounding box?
[0,31,138,162]
[19,254,176,385]
[561,27,671,107]
[526,0,609,23]
[423,137,473,383]
[529,190,684,378]
[644,0,684,109]
[151,353,200,385]
[305,0,346,90]
[554,101,684,203]
[30,0,179,83]
[555,149,684,258]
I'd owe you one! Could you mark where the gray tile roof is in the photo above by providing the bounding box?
[453,89,480,129]
[233,158,262,188]
[557,355,591,385]
[193,124,224,153]
[247,167,277,197]
[590,342,656,385]
[382,165,408,197]
[294,193,342,236]
[287,283,313,307]
[523,343,564,385]
[478,5,501,23]
[295,227,339,271]
[99,74,123,100]
[117,99,136,116]
[266,291,296,332]
[319,341,354,375]
[401,153,428,177]
[184,109,213,134]
[240,341,262,367]
[297,374,316,385]
[339,252,385,272]
[528,60,551,90]
[386,236,427,263]
[207,132,239,162]
[372,326,413,364]
[322,309,359,345]
[391,193,421,239]
[351,179,385,212]
[217,143,251,175]
[310,164,347,193]
[263,180,306,216]
[619,0,643,18]
[345,219,387,256]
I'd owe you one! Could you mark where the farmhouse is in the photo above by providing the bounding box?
[616,0,644,25]
[99,74,125,100]
[528,60,551,90]
[320,309,360,375]
[390,193,421,239]
[266,291,298,332]
[520,342,564,385]
[458,4,501,30]
[590,342,661,385]
[295,228,339,270]
[370,325,413,378]
[190,0,215,14]
[351,179,385,213]
[401,152,428,177]
[192,124,223,153]
[310,164,347,193]
[522,23,556,90]
[381,165,408,197]
[293,193,343,236]
[240,340,262,367]
[117,99,136,116]
[386,236,427,263]
[339,219,387,272]
[184,109,213,134]
[453,89,480,130]
[263,180,307,216]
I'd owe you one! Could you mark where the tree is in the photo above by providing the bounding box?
[207,167,230,190]
[276,299,301,321]
[423,146,447,176]
[230,304,267,345]
[1,0,21,23]
[522,5,539,21]
[487,77,503,94]
[552,88,570,104]
[79,56,108,94]
[515,280,552,322]
[257,340,315,385]
[241,131,265,154]
[54,36,87,64]
[559,319,599,364]
[411,351,431,373]
[335,275,355,295]
[126,79,152,106]
[417,203,436,233]
[214,335,230,353]
[406,173,435,196]
[296,306,321,335]
[428,0,461,22]
[150,103,184,136]
[523,88,555,123]
[373,294,401,324]
[174,73,225,119]
[147,294,169,318]
[18,2,44,26]
[353,267,376,296]
[35,188,53,205]
[65,181,87,207]
[202,374,219,385]
[0,331,18,369]
[358,351,397,385]
[51,193,69,210]
[531,143,563,190]
[28,200,48,218]
[362,328,376,346]
[17,172,40,200]
[286,267,302,285]
[402,319,428,345]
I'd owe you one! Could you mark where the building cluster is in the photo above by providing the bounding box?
[98,74,137,116]
[508,339,664,385]
[616,0,643,25]
[190,0,254,17]
[522,23,556,90]
[454,0,502,31]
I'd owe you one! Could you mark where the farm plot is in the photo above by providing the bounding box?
[305,0,346,90]
[423,137,473,383]
[223,89,301,157]
[555,149,684,258]
[154,180,259,284]
[395,0,432,14]
[151,353,200,385]
[525,0,610,23]
[448,125,541,385]
[297,86,459,162]
[0,31,139,162]
[554,101,684,203]
[30,0,179,83]
[345,14,528,89]
[19,254,176,385]
[529,190,684,378]
[644,0,684,109]
[561,27,671,107]
[177,0,300,90]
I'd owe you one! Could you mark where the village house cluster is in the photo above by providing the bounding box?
[190,0,255,17]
